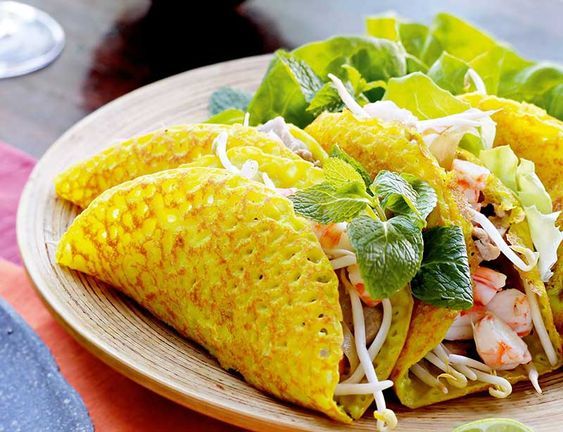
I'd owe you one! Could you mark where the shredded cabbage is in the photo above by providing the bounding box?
[480,146,562,281]
[362,101,418,125]
[525,206,563,281]
[327,73,370,119]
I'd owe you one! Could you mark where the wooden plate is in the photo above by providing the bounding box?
[17,55,562,432]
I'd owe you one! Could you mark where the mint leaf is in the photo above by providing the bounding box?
[330,145,372,187]
[209,87,252,116]
[411,226,472,310]
[323,157,367,190]
[290,183,369,224]
[276,50,324,103]
[348,215,423,299]
[371,170,419,215]
[342,64,386,95]
[306,82,344,117]
[385,173,438,223]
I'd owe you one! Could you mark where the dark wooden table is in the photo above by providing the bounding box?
[1,0,562,157]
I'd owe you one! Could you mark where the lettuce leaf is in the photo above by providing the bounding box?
[427,52,470,94]
[525,206,563,282]
[479,146,562,281]
[248,50,322,127]
[383,72,469,119]
[205,108,245,125]
[248,36,407,127]
[365,12,563,119]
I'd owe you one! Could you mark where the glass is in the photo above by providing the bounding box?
[0,1,64,79]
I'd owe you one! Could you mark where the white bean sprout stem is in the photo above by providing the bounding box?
[334,381,394,396]
[410,363,448,394]
[349,289,397,431]
[448,354,493,373]
[524,281,558,366]
[525,362,542,394]
[469,208,538,272]
[211,132,240,174]
[330,254,357,270]
[261,172,276,189]
[471,369,512,398]
[343,298,393,384]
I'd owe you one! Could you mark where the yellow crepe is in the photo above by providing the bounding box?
[56,167,351,423]
[461,93,563,335]
[55,123,301,208]
[180,145,324,189]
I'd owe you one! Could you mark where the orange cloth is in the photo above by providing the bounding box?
[0,258,241,431]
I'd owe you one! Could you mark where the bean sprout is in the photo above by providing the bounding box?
[469,208,538,272]
[334,381,394,396]
[343,298,393,384]
[524,281,558,366]
[349,289,396,431]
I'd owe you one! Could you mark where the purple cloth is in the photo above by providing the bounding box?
[0,142,36,264]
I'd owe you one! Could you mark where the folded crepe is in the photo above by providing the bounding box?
[305,110,561,407]
[460,93,563,334]
[306,110,477,369]
[55,123,309,208]
[55,127,415,423]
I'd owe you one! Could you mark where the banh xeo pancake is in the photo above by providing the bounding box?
[460,93,563,335]
[305,110,478,377]
[55,125,420,425]
[392,150,561,407]
[304,75,561,409]
[179,145,324,189]
[57,167,353,422]
[54,123,312,208]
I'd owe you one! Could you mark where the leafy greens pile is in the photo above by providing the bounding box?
[291,147,472,309]
[208,12,562,127]
[365,13,563,120]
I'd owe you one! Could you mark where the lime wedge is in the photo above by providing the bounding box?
[453,418,534,432]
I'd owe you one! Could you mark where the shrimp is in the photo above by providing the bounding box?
[472,266,507,305]
[348,264,380,307]
[445,306,486,340]
[473,312,532,370]
[487,289,532,337]
[452,159,490,210]
[310,222,352,250]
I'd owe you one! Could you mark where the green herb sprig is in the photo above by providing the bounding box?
[290,146,472,309]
